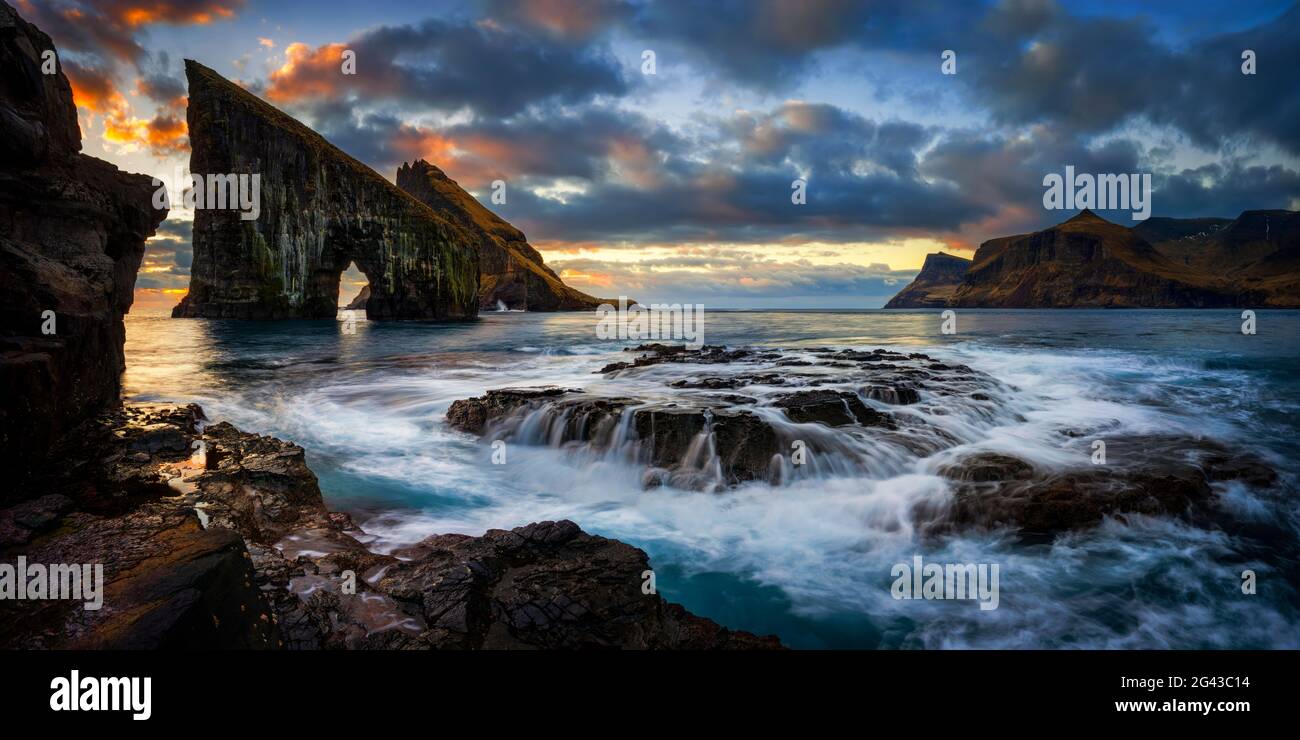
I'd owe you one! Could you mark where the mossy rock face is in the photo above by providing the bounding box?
[172,60,479,321]
[396,160,615,311]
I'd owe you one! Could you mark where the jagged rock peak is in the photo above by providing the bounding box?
[396,158,613,311]
[1064,208,1107,225]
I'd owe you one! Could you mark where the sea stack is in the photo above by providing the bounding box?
[172,61,479,320]
[397,159,608,311]
[0,1,168,480]
[883,252,971,308]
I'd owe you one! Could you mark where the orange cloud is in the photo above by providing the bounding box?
[558,268,615,288]
[111,1,238,27]
[266,42,352,102]
[67,63,188,155]
[99,111,188,155]
[66,64,128,115]
[143,113,189,154]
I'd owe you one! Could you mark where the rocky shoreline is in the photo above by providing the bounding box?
[0,404,780,649]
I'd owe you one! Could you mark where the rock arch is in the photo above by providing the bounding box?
[172,60,479,320]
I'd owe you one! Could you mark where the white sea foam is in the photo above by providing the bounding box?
[122,311,1300,648]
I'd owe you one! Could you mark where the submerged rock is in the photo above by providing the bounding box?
[773,390,895,428]
[633,406,780,485]
[939,452,1036,483]
[447,390,782,487]
[449,343,1283,541]
[861,385,921,405]
[446,388,576,435]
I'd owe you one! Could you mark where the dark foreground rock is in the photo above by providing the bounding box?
[0,405,780,649]
[0,1,168,481]
[379,519,779,649]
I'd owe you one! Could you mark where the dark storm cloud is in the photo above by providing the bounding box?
[535,0,1298,156]
[238,0,1300,253]
[1158,6,1300,155]
[136,52,186,104]
[470,102,990,245]
[626,0,980,90]
[921,125,1300,235]
[264,17,629,117]
[138,218,193,290]
[1156,162,1300,218]
[297,101,682,189]
[19,0,247,66]
[293,96,990,245]
[137,71,184,103]
[962,1,1300,154]
[476,0,635,43]
[306,88,1293,249]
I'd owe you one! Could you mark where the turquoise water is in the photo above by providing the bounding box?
[124,308,1300,648]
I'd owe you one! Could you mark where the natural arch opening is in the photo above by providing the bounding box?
[339,261,369,312]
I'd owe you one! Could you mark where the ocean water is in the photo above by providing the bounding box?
[123,308,1300,648]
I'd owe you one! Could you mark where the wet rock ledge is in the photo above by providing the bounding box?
[0,405,780,650]
[447,343,1282,537]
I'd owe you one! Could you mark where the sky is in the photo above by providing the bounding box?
[21,0,1300,309]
